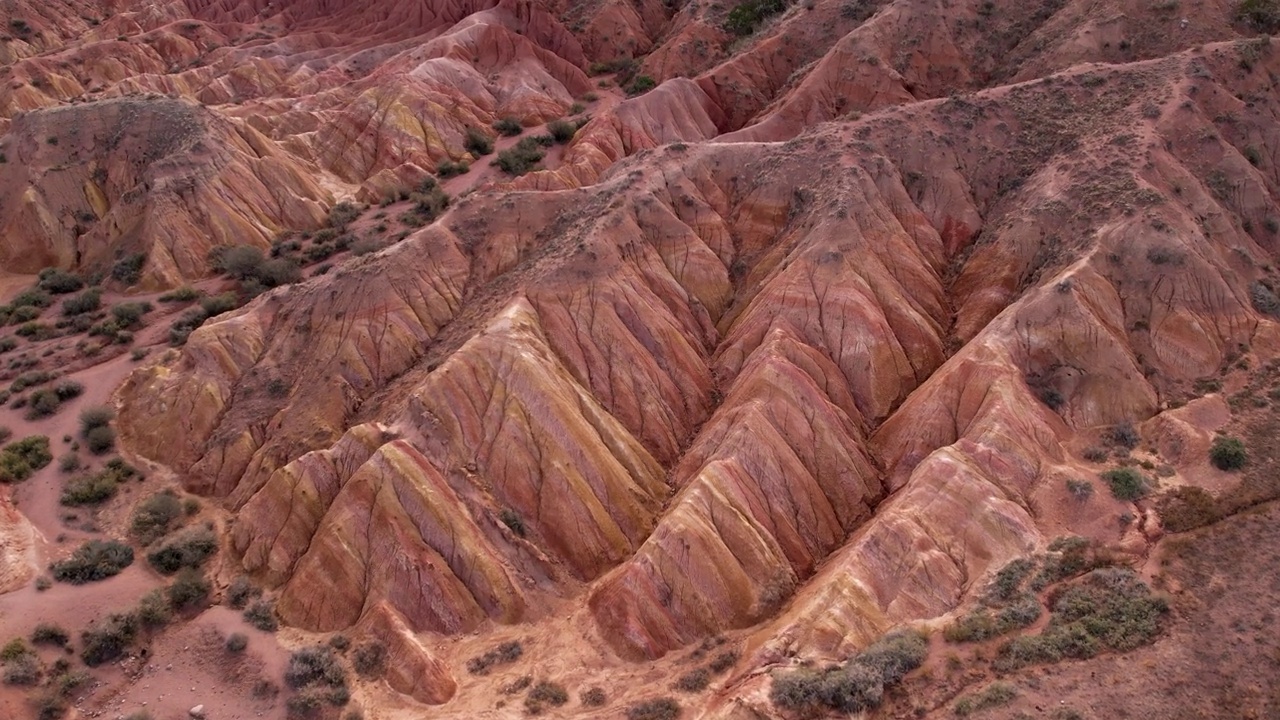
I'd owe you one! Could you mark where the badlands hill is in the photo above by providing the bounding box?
[1,0,1279,718]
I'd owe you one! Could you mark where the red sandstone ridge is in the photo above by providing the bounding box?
[5,0,1280,718]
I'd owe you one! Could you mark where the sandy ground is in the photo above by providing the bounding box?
[0,280,294,720]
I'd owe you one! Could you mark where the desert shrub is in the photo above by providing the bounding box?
[1,638,28,661]
[547,119,576,143]
[328,634,350,651]
[524,680,569,714]
[0,435,52,483]
[1209,435,1247,470]
[111,253,147,285]
[0,337,15,353]
[985,558,1034,603]
[286,646,347,690]
[166,569,211,610]
[201,293,241,316]
[227,575,262,609]
[136,589,172,628]
[581,687,607,706]
[995,568,1166,671]
[130,491,184,545]
[286,688,325,718]
[213,245,267,279]
[1066,478,1095,500]
[707,650,739,674]
[464,127,494,156]
[327,201,362,228]
[50,539,134,584]
[770,631,923,714]
[944,610,1002,643]
[226,632,249,653]
[1251,281,1280,315]
[159,286,201,303]
[499,508,526,536]
[37,269,84,294]
[8,306,43,324]
[675,667,711,692]
[352,640,386,677]
[1101,467,1148,501]
[437,160,470,177]
[60,471,119,506]
[3,653,39,685]
[626,697,681,720]
[53,380,83,401]
[1157,486,1219,532]
[79,405,113,435]
[1106,421,1140,449]
[493,117,523,136]
[243,598,279,632]
[25,389,61,419]
[12,288,52,309]
[1238,0,1280,32]
[85,425,116,455]
[466,640,524,674]
[146,527,218,574]
[493,138,545,176]
[724,0,787,35]
[257,258,302,287]
[81,612,138,666]
[110,302,151,328]
[626,75,657,95]
[30,623,69,646]
[61,288,101,316]
[954,682,1017,716]
[14,321,53,339]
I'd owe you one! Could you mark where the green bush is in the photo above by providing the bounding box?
[146,527,218,574]
[954,682,1017,716]
[1101,467,1148,501]
[37,269,84,294]
[111,253,147,285]
[466,640,523,674]
[80,612,138,666]
[1209,435,1247,471]
[159,286,201,303]
[286,646,347,690]
[11,288,52,309]
[85,425,116,455]
[1157,486,1219,532]
[60,471,120,506]
[3,653,40,686]
[437,159,470,177]
[626,75,657,96]
[136,589,172,628]
[226,632,249,653]
[724,0,787,34]
[31,623,69,646]
[110,302,152,328]
[50,539,134,584]
[1238,0,1280,32]
[995,568,1166,671]
[493,138,545,176]
[547,119,576,143]
[625,698,681,720]
[166,569,211,610]
[130,491,184,545]
[0,435,52,483]
[492,117,523,136]
[464,127,493,156]
[352,640,386,678]
[61,288,101,316]
[227,575,262,609]
[771,630,925,714]
[25,389,61,419]
[243,598,279,632]
[1,637,28,661]
[53,380,83,401]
